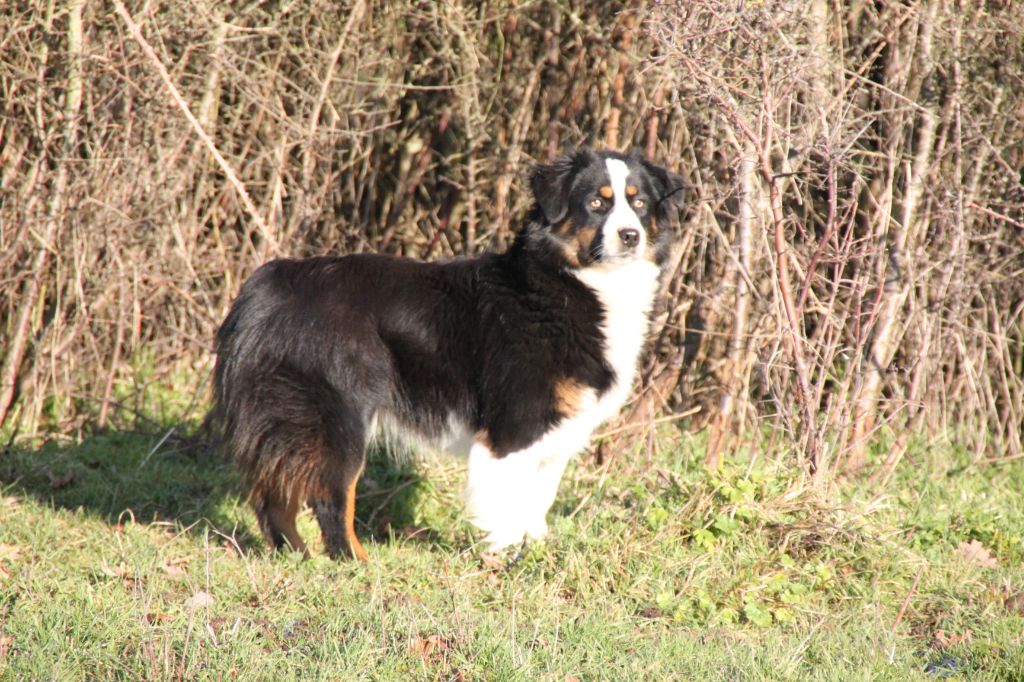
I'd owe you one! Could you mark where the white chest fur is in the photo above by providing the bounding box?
[575,258,661,418]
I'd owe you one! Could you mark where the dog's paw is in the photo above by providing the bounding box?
[480,527,526,553]
[524,517,549,542]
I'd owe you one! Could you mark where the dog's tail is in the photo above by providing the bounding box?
[209,260,370,559]
[209,264,320,546]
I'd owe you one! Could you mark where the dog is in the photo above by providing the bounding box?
[210,147,685,560]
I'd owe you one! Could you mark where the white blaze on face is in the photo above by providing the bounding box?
[601,158,645,259]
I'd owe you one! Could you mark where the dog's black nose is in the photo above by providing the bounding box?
[618,228,640,248]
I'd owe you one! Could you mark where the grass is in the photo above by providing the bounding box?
[1,425,1023,680]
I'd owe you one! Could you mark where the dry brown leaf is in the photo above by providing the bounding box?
[46,471,74,489]
[1003,590,1024,614]
[185,591,216,609]
[638,606,666,619]
[143,613,173,625]
[409,633,452,663]
[162,556,190,577]
[956,539,998,568]
[99,560,144,589]
[400,525,431,540]
[99,560,130,579]
[479,553,505,570]
[934,628,972,649]
[0,539,22,580]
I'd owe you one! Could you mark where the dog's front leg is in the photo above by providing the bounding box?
[465,440,577,551]
[465,442,531,551]
[522,450,575,542]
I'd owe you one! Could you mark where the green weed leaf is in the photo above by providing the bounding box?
[743,602,773,627]
[646,506,670,531]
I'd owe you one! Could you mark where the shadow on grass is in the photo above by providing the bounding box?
[0,428,434,556]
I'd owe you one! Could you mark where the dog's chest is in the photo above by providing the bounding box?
[575,259,661,421]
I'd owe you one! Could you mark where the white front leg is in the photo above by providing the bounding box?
[465,439,580,551]
[522,450,574,541]
[465,442,530,550]
[465,387,617,551]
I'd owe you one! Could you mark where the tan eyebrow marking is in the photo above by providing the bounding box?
[626,185,639,197]
[599,186,614,199]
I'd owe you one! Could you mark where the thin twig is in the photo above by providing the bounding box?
[594,406,701,439]
[110,0,278,255]
[892,564,924,632]
[967,202,1024,230]
[302,0,366,188]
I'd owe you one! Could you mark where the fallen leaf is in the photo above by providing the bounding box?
[0,543,23,581]
[1004,590,1024,614]
[185,591,215,609]
[956,540,998,569]
[143,613,173,625]
[479,553,505,570]
[409,633,452,664]
[99,560,144,589]
[934,628,971,649]
[638,606,666,619]
[99,560,130,579]
[46,470,74,489]
[401,525,432,540]
[162,556,190,577]
[374,515,393,538]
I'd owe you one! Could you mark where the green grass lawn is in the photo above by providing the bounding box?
[1,427,1022,680]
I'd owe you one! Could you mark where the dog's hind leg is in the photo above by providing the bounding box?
[253,484,307,556]
[308,408,371,562]
[310,461,368,561]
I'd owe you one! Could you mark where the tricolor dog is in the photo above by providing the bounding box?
[211,147,685,560]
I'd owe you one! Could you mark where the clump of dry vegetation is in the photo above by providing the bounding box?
[1,1,1022,479]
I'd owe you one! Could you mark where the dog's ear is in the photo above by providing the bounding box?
[640,157,686,221]
[530,148,594,224]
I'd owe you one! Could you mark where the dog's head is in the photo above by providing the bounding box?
[528,148,685,269]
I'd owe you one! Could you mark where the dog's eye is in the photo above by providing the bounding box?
[632,198,645,209]
[590,198,604,209]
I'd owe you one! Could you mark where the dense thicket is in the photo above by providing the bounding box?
[2,0,1022,478]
